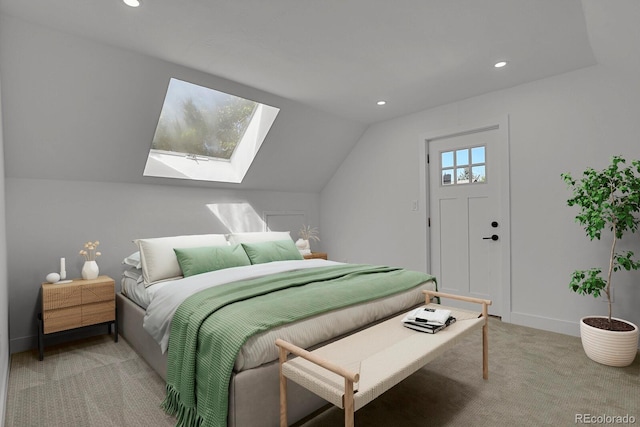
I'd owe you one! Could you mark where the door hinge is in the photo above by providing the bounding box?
[428,217,431,227]
[427,154,430,164]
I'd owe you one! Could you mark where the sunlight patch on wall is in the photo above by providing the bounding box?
[207,202,268,233]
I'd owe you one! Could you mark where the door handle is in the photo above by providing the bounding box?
[483,234,499,241]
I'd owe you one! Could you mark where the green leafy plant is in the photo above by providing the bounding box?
[561,156,640,329]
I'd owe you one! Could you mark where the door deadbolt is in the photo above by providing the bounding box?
[491,221,499,228]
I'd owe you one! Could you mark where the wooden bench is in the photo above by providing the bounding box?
[276,291,492,427]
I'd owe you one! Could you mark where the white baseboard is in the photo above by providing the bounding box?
[508,311,640,350]
[0,355,8,427]
[508,311,580,337]
[9,336,33,354]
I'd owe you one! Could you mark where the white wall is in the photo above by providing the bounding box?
[321,62,640,337]
[0,74,10,425]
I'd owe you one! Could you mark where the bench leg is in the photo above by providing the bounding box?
[344,379,355,427]
[279,347,288,427]
[482,321,489,380]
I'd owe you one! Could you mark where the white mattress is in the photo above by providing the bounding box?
[124,260,436,372]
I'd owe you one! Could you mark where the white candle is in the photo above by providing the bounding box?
[60,257,65,272]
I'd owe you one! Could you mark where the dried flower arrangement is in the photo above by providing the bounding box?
[298,225,320,242]
[79,241,102,261]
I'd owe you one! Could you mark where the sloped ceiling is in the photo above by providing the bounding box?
[1,0,611,192]
[0,0,596,124]
[581,0,640,71]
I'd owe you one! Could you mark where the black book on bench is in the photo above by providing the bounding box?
[403,316,457,334]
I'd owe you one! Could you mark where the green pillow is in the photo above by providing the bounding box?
[173,244,251,277]
[241,240,304,264]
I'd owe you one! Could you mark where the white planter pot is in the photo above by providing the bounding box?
[580,316,639,367]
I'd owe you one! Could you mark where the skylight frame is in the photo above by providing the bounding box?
[143,78,280,184]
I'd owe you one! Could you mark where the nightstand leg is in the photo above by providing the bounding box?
[114,306,118,343]
[37,313,44,361]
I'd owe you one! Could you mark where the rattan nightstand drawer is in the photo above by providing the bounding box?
[42,285,82,311]
[43,306,82,334]
[303,252,328,260]
[82,281,114,304]
[81,301,115,326]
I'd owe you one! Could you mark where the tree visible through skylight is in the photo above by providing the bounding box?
[143,78,280,183]
[152,79,257,160]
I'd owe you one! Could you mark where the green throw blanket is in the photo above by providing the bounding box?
[162,264,436,427]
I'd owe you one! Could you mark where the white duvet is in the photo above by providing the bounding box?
[143,259,343,353]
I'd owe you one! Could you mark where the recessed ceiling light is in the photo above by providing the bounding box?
[376,100,387,106]
[123,0,141,7]
[494,61,508,68]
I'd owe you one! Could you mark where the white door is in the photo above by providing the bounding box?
[426,122,510,317]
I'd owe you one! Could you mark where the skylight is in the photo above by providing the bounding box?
[143,78,280,183]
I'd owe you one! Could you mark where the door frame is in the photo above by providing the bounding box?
[418,116,511,321]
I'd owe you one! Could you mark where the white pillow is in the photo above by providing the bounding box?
[122,267,143,283]
[134,234,228,286]
[227,231,292,245]
[122,251,142,269]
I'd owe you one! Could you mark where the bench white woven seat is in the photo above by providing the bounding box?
[276,291,491,427]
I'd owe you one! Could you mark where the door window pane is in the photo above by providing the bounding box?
[441,151,454,168]
[472,165,486,182]
[456,167,469,184]
[442,169,453,185]
[456,149,469,166]
[439,145,486,186]
[471,146,485,164]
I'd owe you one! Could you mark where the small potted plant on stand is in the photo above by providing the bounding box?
[562,155,640,367]
[295,225,320,255]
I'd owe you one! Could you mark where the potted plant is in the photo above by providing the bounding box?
[295,225,320,253]
[561,155,640,367]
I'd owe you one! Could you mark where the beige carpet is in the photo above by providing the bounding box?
[6,335,175,427]
[5,319,639,427]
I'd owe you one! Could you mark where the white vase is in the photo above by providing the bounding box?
[580,316,639,367]
[295,238,310,251]
[82,260,99,280]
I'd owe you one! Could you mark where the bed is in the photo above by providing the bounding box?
[116,232,437,427]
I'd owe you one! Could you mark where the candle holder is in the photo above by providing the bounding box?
[60,257,66,280]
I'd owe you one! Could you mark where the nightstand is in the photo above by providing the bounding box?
[303,252,328,260]
[38,275,117,360]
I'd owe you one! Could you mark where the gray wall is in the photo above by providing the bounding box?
[321,61,640,337]
[5,178,320,352]
[0,73,10,425]
[0,15,365,193]
[0,14,361,353]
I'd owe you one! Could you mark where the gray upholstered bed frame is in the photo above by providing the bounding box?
[116,293,328,427]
